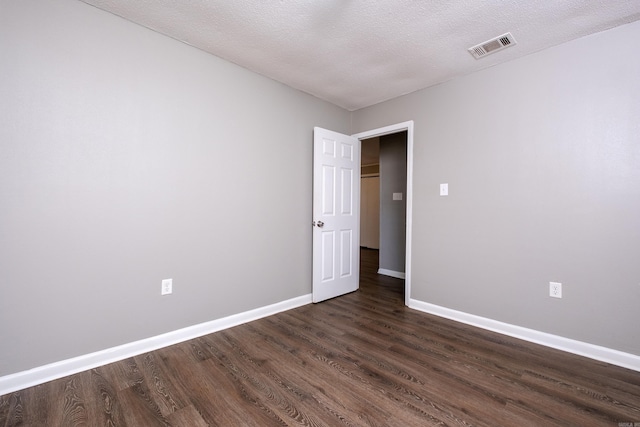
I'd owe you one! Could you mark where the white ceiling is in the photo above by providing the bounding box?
[80,0,640,111]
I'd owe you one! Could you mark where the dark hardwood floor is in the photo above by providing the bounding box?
[2,248,639,426]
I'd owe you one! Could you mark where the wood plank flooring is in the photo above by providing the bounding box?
[2,248,639,426]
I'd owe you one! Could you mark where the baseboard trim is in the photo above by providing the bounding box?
[378,268,405,279]
[409,299,640,372]
[0,294,312,396]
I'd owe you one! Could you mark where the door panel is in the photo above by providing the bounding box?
[313,127,360,303]
[341,168,353,214]
[321,231,335,281]
[322,165,335,215]
[340,230,353,277]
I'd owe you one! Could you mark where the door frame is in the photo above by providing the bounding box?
[352,121,413,307]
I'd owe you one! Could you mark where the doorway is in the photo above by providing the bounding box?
[353,121,413,306]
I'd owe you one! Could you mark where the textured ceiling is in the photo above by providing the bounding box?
[79,0,640,111]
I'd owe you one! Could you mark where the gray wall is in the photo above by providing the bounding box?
[352,20,640,356]
[0,0,350,376]
[379,132,407,273]
[2,0,639,380]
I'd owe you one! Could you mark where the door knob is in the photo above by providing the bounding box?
[314,221,324,228]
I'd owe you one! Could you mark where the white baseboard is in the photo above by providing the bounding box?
[409,299,640,372]
[378,268,405,279]
[0,294,312,396]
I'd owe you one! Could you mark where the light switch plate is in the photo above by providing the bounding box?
[393,192,403,201]
[440,183,449,196]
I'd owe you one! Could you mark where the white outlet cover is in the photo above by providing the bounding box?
[440,183,448,196]
[549,281,562,298]
[393,192,403,201]
[162,278,173,295]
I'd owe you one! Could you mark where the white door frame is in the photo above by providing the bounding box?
[352,121,413,307]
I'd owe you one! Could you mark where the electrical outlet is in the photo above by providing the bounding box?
[549,282,562,298]
[161,278,173,295]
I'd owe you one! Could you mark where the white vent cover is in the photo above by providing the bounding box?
[468,33,517,59]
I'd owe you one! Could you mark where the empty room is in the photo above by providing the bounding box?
[1,0,639,425]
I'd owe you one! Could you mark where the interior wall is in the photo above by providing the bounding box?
[352,20,640,356]
[360,137,381,249]
[360,176,380,249]
[379,132,407,273]
[0,0,350,376]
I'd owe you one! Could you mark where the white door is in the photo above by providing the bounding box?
[312,127,360,303]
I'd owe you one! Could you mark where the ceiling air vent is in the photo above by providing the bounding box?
[468,32,516,59]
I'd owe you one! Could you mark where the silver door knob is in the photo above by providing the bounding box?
[315,221,324,228]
